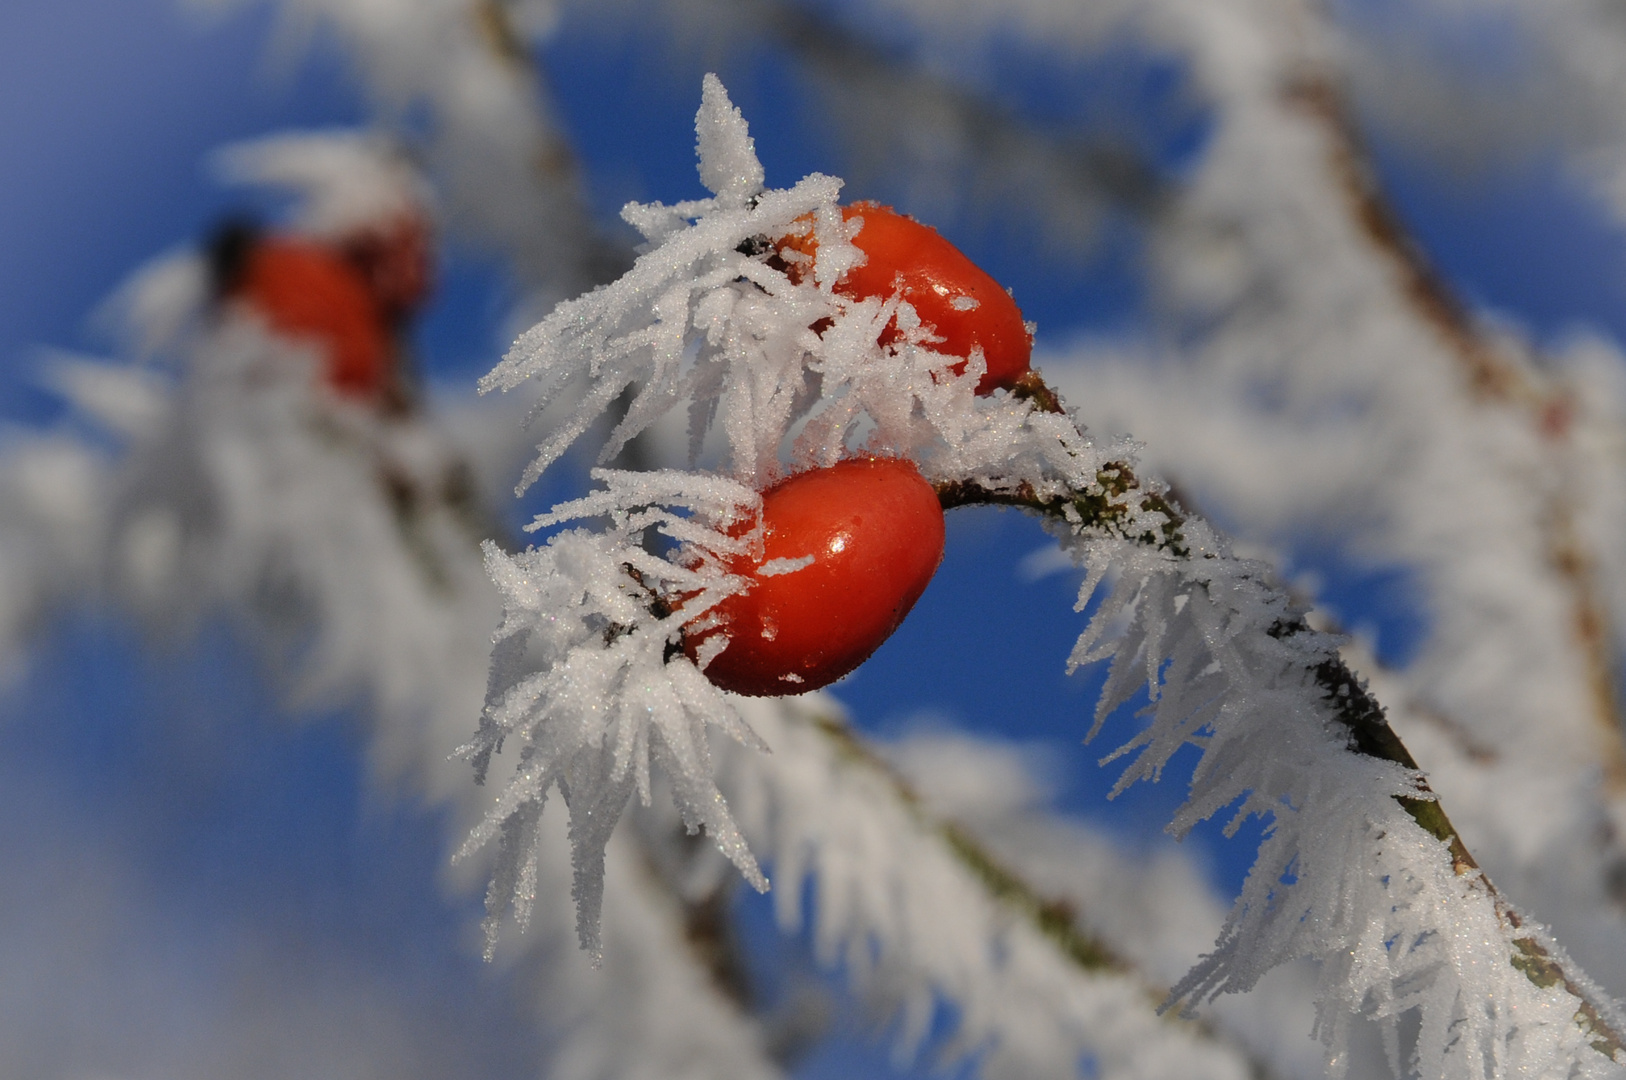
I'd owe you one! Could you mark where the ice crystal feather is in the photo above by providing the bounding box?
[715,695,1261,1080]
[479,76,1083,495]
[469,77,1138,953]
[459,469,770,957]
[1060,524,1626,1077]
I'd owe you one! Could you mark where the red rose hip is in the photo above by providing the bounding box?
[685,457,945,697]
[227,236,392,400]
[779,203,1032,394]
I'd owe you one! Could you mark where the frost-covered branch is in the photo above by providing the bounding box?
[944,376,1626,1067]
[794,706,1128,976]
[1279,72,1626,797]
[883,725,1343,1079]
[878,0,1626,996]
[720,695,1263,1080]
[471,74,1626,1076]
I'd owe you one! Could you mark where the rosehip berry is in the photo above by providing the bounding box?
[779,203,1032,394]
[685,457,945,697]
[210,223,392,401]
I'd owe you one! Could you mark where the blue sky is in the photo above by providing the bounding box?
[4,2,1626,1077]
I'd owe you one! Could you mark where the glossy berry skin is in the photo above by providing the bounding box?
[686,457,945,697]
[781,203,1032,395]
[230,237,391,400]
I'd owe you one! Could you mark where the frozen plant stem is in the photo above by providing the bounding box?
[960,373,1626,1057]
[801,710,1284,1071]
[809,711,1126,975]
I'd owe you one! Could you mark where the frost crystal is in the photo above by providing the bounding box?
[481,77,1108,497]
[1065,525,1626,1077]
[695,73,765,208]
[459,469,770,957]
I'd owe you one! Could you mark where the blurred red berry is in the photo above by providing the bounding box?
[233,237,390,399]
[210,218,412,403]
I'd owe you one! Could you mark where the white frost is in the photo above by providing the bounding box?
[458,469,770,957]
[695,73,765,208]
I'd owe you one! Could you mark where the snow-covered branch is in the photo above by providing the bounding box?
[720,694,1265,1080]
[470,73,1626,1076]
[941,384,1626,1072]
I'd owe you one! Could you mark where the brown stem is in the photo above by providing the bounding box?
[472,0,529,67]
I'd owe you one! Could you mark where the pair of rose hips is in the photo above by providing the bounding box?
[684,205,1032,696]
